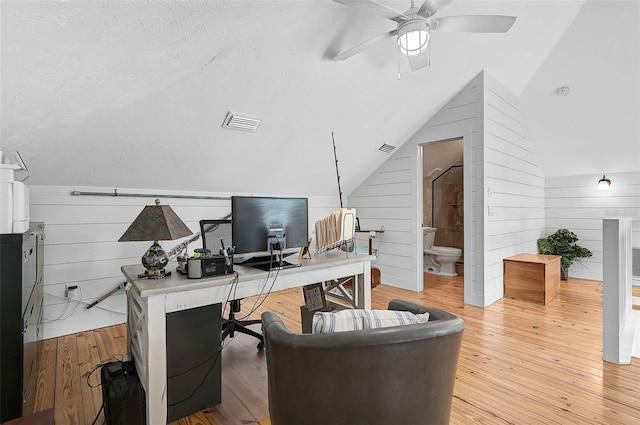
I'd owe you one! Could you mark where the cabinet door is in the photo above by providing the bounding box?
[22,225,45,415]
[34,223,45,390]
[21,231,37,314]
[34,279,44,394]
[0,233,24,422]
[22,290,38,413]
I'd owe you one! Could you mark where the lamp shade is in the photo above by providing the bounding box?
[119,199,192,242]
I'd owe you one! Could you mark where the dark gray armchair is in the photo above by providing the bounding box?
[261,299,464,425]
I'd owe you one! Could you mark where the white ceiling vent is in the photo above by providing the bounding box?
[222,111,262,132]
[377,143,397,154]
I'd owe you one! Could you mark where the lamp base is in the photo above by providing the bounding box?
[140,241,170,278]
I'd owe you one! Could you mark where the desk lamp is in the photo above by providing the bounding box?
[119,199,192,278]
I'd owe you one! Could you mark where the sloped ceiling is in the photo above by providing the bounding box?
[520,0,640,177]
[2,1,635,198]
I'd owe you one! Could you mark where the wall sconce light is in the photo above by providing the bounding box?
[598,175,611,190]
[119,199,192,278]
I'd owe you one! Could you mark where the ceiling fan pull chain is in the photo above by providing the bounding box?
[398,47,402,80]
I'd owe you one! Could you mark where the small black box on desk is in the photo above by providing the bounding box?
[187,255,233,279]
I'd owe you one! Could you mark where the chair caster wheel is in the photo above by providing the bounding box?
[257,342,265,351]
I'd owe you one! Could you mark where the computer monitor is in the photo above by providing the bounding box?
[231,196,308,270]
[199,219,232,253]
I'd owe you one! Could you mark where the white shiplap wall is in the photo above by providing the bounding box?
[483,73,546,304]
[545,171,640,281]
[410,77,482,305]
[30,185,338,338]
[350,72,483,303]
[349,71,546,307]
[348,142,415,288]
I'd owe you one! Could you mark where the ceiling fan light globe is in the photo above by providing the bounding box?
[397,20,430,57]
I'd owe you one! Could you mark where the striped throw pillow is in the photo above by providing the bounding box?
[312,309,430,333]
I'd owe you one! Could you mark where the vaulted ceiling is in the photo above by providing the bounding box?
[2,1,638,197]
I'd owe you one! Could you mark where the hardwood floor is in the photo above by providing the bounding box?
[33,275,640,424]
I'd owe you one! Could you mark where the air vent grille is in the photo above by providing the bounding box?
[222,112,262,132]
[378,143,396,154]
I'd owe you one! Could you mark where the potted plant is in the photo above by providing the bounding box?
[537,228,592,280]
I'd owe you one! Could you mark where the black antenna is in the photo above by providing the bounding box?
[331,132,343,208]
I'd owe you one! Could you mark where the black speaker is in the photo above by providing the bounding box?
[101,360,146,425]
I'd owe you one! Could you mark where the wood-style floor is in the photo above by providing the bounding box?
[31,274,640,425]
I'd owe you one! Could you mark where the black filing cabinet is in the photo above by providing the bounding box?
[0,222,45,422]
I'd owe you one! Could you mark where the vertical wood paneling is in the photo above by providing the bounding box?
[545,171,640,281]
[30,185,336,338]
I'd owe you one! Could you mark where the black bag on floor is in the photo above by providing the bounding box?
[100,360,146,425]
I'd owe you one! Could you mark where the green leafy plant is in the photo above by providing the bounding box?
[537,229,592,279]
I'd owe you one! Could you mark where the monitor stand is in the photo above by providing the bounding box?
[237,253,301,271]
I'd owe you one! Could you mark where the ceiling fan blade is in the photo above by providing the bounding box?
[333,0,408,23]
[408,52,430,72]
[431,15,517,33]
[418,0,453,18]
[333,29,397,61]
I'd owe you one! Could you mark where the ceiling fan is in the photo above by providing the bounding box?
[333,0,517,72]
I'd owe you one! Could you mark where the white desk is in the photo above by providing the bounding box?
[122,252,373,425]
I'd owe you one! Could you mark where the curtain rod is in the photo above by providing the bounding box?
[70,189,230,201]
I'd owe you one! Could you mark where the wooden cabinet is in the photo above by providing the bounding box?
[503,253,561,305]
[0,223,45,422]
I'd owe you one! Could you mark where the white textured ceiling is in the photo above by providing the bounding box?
[1,1,637,197]
[520,0,640,177]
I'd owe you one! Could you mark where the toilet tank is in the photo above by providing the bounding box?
[422,227,436,250]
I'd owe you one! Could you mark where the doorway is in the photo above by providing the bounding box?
[421,138,464,289]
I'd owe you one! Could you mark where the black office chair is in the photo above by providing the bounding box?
[200,219,265,351]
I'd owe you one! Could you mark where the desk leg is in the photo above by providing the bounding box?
[355,261,372,309]
[145,295,168,425]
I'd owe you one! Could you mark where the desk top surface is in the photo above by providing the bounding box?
[122,252,374,298]
[504,253,561,264]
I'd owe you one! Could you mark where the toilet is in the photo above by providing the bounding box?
[422,227,462,277]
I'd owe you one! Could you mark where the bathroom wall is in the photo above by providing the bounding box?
[432,166,464,253]
[422,138,464,251]
[423,178,432,228]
